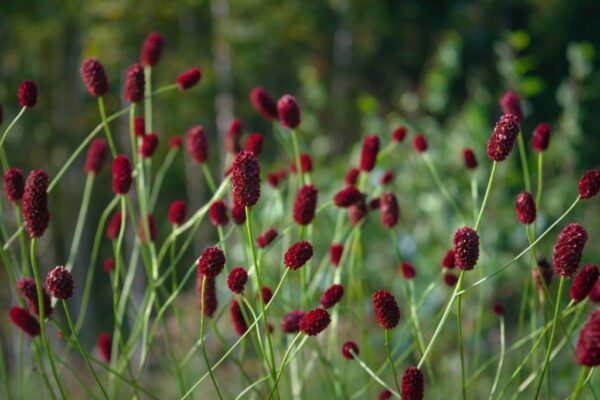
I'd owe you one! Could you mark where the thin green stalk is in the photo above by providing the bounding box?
[470,174,479,225]
[201,163,217,193]
[351,350,400,398]
[571,367,588,400]
[535,153,543,208]
[65,173,94,272]
[14,206,30,276]
[290,129,304,187]
[422,153,463,217]
[457,272,467,400]
[0,107,27,149]
[489,316,505,398]
[475,161,497,231]
[200,276,224,399]
[33,341,58,400]
[144,67,153,132]
[517,131,532,192]
[149,149,177,210]
[267,333,303,399]
[0,338,9,400]
[385,330,402,395]
[98,97,117,156]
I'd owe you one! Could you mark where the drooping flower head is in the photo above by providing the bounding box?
[80,58,109,97]
[372,289,401,329]
[463,148,478,170]
[320,284,344,309]
[209,200,229,226]
[575,310,600,367]
[579,169,600,199]
[124,63,145,103]
[176,67,201,90]
[111,155,132,195]
[515,191,536,224]
[168,200,187,225]
[359,134,380,172]
[281,310,305,334]
[250,87,278,121]
[3,167,24,203]
[293,184,318,225]
[453,226,480,271]
[486,114,520,162]
[227,267,248,294]
[380,192,400,229]
[341,341,359,360]
[284,241,313,270]
[84,138,109,175]
[232,151,261,207]
[532,123,551,152]
[22,169,50,238]
[186,125,208,164]
[140,133,159,159]
[570,264,599,303]
[140,32,164,67]
[9,307,40,337]
[299,308,331,336]
[198,247,226,278]
[553,223,588,278]
[45,266,74,300]
[401,366,424,400]
[18,80,37,108]
[277,94,301,128]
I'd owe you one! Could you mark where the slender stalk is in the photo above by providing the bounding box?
[471,174,479,224]
[144,67,153,133]
[385,330,402,395]
[351,350,400,398]
[290,129,304,187]
[456,272,466,400]
[475,161,497,230]
[571,367,588,400]
[33,341,58,400]
[535,153,543,208]
[422,153,463,217]
[200,276,224,399]
[267,333,304,399]
[489,316,505,398]
[0,107,27,149]
[98,97,117,156]
[201,163,217,193]
[149,149,177,210]
[65,173,94,272]
[517,131,532,192]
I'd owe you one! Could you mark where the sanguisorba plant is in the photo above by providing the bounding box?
[0,31,599,400]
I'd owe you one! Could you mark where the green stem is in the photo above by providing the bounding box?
[571,367,588,400]
[351,350,400,398]
[0,107,27,149]
[201,163,217,193]
[149,149,177,210]
[267,333,303,399]
[291,129,304,187]
[98,97,117,157]
[422,153,463,217]
[475,161,497,231]
[489,317,505,398]
[200,276,224,399]
[144,67,153,133]
[385,330,402,395]
[517,131,532,193]
[456,272,466,400]
[65,173,94,272]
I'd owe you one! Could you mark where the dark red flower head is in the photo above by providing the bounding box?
[134,117,145,137]
[232,151,261,207]
[230,299,248,336]
[570,264,599,303]
[493,303,505,316]
[176,67,201,90]
[169,135,182,150]
[227,267,248,294]
[487,114,520,162]
[290,153,313,174]
[244,133,264,156]
[412,134,428,153]
[442,249,455,269]
[209,200,229,226]
[299,308,331,336]
[140,133,159,159]
[400,262,416,280]
[444,273,458,287]
[22,169,50,238]
[500,91,523,122]
[579,169,600,199]
[515,191,536,224]
[293,184,318,225]
[9,307,40,337]
[138,214,157,242]
[392,126,407,142]
[231,202,246,225]
[553,223,588,278]
[575,309,600,367]
[532,123,551,152]
[97,333,112,363]
[281,310,305,333]
[373,289,400,330]
[140,32,164,67]
[85,138,109,174]
[197,274,217,317]
[80,58,109,97]
[359,135,380,172]
[284,241,313,270]
[348,195,368,225]
[224,118,244,154]
[256,228,278,248]
[3,167,24,203]
[18,80,37,108]
[320,284,344,309]
[168,200,187,225]
[45,266,74,300]
[380,192,399,229]
[378,389,392,400]
[334,186,362,208]
[111,155,132,195]
[124,63,145,103]
[267,169,287,188]
[277,94,301,128]
[341,341,359,360]
[260,286,273,304]
[344,167,360,186]
[106,211,123,241]
[453,226,480,271]
[198,247,226,278]
[330,243,343,267]
[401,366,424,400]
[589,281,600,304]
[16,278,53,317]
[250,87,278,120]
[186,125,208,164]
[103,258,115,273]
[380,170,394,185]
[463,148,478,170]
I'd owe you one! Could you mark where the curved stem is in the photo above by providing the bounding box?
[65,173,94,272]
[200,276,224,399]
[351,350,400,398]
[201,163,217,193]
[422,153,463,218]
[385,330,401,395]
[0,107,27,149]
[98,97,117,157]
[475,161,497,231]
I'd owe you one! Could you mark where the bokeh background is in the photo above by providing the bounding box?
[1,0,599,398]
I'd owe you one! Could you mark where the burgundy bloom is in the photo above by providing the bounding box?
[80,58,109,97]
[401,366,424,400]
[532,123,551,152]
[299,308,331,336]
[515,191,536,224]
[230,299,248,336]
[140,133,159,159]
[320,284,344,309]
[97,333,112,363]
[111,155,132,195]
[267,169,287,188]
[18,80,37,108]
[380,170,394,185]
[256,228,278,248]
[277,94,301,128]
[140,32,164,67]
[45,266,74,300]
[412,134,427,153]
[244,133,264,156]
[589,281,600,303]
[176,67,201,90]
[379,390,392,400]
[453,226,480,271]
[232,151,261,207]
[348,196,368,225]
[570,264,599,303]
[231,202,246,225]
[106,211,123,240]
[392,126,407,142]
[103,258,115,273]
[486,114,520,162]
[442,249,455,269]
[533,257,554,291]
[372,289,400,329]
[209,200,229,226]
[16,278,53,317]
[344,167,360,186]
[250,87,278,121]
[493,303,505,316]
[260,286,273,304]
[330,243,343,267]
[227,267,248,294]
[553,223,588,278]
[293,184,318,225]
[168,200,187,225]
[224,118,244,154]
[197,274,217,317]
[197,247,226,278]
[575,310,600,367]
[84,138,109,174]
[22,169,50,238]
[124,63,145,103]
[290,153,313,174]
[334,186,362,208]
[169,135,182,150]
[370,198,381,209]
[341,341,359,360]
[186,125,208,164]
[281,310,305,333]
[463,148,478,170]
[380,192,400,229]
[138,214,157,242]
[500,91,523,122]
[3,167,24,203]
[579,169,600,199]
[444,273,458,287]
[359,135,380,172]
[9,307,40,337]
[400,262,416,280]
[284,241,313,270]
[134,117,145,137]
